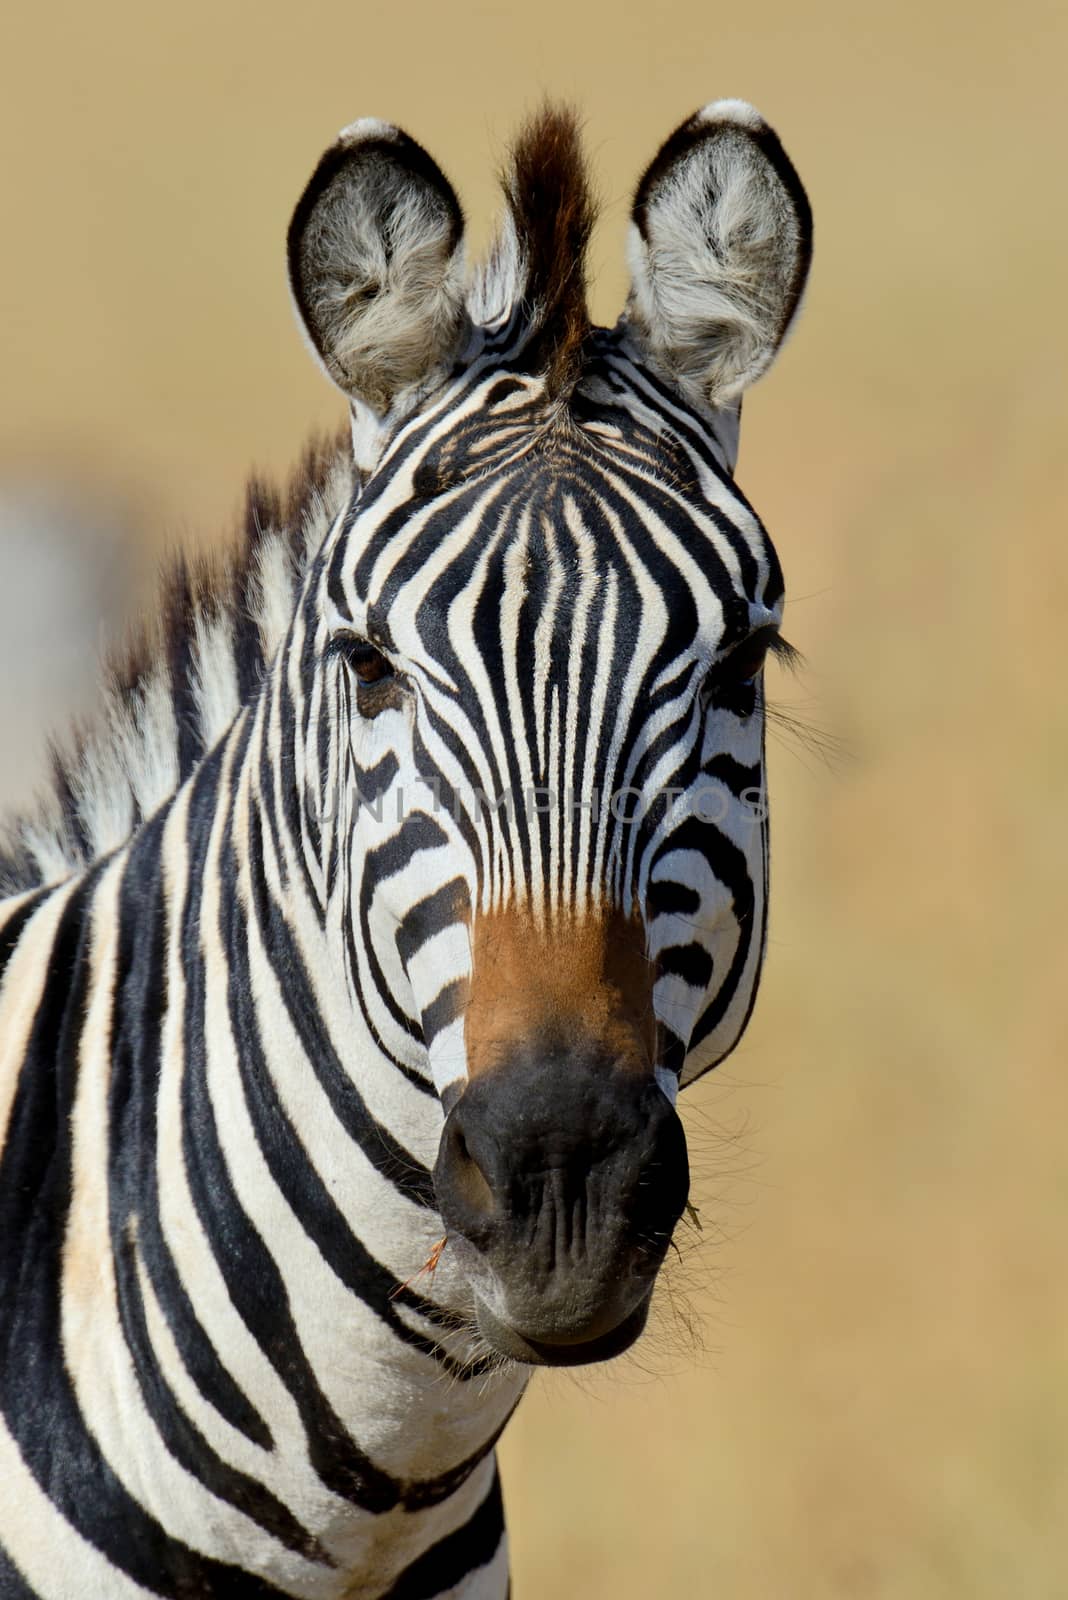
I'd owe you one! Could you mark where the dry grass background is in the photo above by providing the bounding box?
[2,0,1067,1593]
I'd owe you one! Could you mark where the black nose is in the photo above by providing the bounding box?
[433,1039,689,1362]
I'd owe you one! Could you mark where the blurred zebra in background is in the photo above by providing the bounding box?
[0,99,811,1599]
[0,482,137,818]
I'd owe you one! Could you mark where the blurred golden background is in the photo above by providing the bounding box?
[2,0,1066,1593]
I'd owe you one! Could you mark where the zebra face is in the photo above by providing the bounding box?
[290,103,811,1364]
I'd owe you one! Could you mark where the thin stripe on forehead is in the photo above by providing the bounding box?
[343,456,746,658]
[332,364,769,620]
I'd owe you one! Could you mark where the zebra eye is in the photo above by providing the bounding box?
[701,625,780,709]
[721,629,776,685]
[330,634,395,685]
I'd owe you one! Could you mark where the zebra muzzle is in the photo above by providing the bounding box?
[432,1041,689,1366]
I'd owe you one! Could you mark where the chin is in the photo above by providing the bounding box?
[473,1294,652,1368]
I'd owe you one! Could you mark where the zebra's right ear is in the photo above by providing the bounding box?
[623,101,812,412]
[288,121,470,414]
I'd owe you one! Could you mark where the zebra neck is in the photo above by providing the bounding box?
[0,734,522,1593]
[168,697,527,1476]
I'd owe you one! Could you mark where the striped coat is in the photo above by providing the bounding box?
[0,100,811,1598]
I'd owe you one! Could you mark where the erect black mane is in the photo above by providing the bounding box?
[127,429,347,721]
[504,104,598,397]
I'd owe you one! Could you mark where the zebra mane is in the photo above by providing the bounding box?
[0,431,354,895]
[467,103,597,397]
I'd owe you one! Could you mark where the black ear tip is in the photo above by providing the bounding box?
[632,98,811,252]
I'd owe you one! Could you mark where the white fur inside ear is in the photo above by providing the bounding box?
[626,102,811,411]
[290,126,469,414]
[466,208,521,330]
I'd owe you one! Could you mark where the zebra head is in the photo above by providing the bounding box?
[288,104,811,1366]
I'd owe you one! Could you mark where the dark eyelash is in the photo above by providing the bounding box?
[766,633,804,672]
[715,626,796,685]
[700,627,803,715]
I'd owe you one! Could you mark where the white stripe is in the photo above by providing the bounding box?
[59,856,326,1581]
[0,881,77,1149]
[155,786,332,1521]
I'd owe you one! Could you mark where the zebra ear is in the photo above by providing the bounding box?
[624,100,812,410]
[288,120,469,413]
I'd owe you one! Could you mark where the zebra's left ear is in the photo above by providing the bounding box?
[288,120,470,414]
[623,101,812,411]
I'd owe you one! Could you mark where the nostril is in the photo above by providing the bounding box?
[624,1103,689,1246]
[437,1112,497,1240]
[454,1129,494,1209]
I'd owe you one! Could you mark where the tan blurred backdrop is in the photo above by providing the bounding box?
[2,0,1067,1594]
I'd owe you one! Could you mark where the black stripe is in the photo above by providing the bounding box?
[659,1022,689,1076]
[275,666,321,911]
[647,880,701,919]
[408,710,499,906]
[468,491,541,889]
[688,740,770,1075]
[657,942,714,990]
[381,1469,505,1600]
[115,1225,331,1567]
[0,888,49,989]
[178,749,400,1515]
[104,811,329,1566]
[298,609,324,877]
[355,751,400,805]
[394,879,471,972]
[0,1543,40,1599]
[701,753,761,796]
[245,801,437,1207]
[338,781,437,1098]
[420,979,467,1047]
[119,757,276,1454]
[402,1394,520,1512]
[0,855,285,1598]
[669,815,759,1057]
[165,561,206,776]
[134,1195,275,1453]
[223,828,467,1378]
[363,809,450,885]
[356,809,460,1051]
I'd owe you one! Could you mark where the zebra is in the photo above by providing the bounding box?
[0,99,812,1599]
